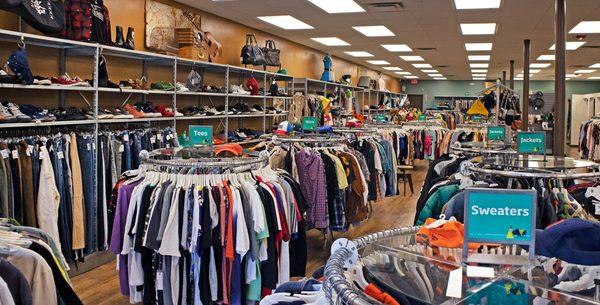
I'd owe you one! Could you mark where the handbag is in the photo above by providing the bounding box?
[240,34,265,66]
[0,0,65,34]
[262,39,281,67]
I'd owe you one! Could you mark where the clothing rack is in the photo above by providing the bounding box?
[333,127,378,134]
[142,148,269,170]
[271,134,347,144]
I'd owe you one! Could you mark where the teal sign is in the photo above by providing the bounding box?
[302,117,318,132]
[472,115,482,122]
[189,125,213,146]
[418,114,426,121]
[487,126,505,141]
[517,132,545,155]
[376,114,386,123]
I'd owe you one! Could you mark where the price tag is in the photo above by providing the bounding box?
[595,202,600,216]
[11,150,18,159]
[150,136,156,144]
[123,134,129,142]
[57,151,64,159]
[156,271,164,290]
[119,145,124,153]
[39,150,47,160]
[157,134,164,141]
[92,142,96,150]
[87,143,91,151]
[1,149,9,159]
[27,145,33,156]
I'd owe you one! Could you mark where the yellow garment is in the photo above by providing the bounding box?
[325,151,349,189]
[467,99,489,116]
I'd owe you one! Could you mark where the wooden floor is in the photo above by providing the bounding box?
[72,160,429,305]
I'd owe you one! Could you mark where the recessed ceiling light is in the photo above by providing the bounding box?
[307,0,365,14]
[257,15,314,30]
[433,77,447,80]
[530,63,551,68]
[413,63,433,68]
[400,55,424,62]
[575,69,596,74]
[381,44,412,52]
[344,51,374,57]
[428,74,443,77]
[383,67,403,71]
[468,55,491,61]
[395,71,412,75]
[454,0,501,10]
[566,74,579,77]
[569,21,600,34]
[522,69,541,74]
[422,69,439,73]
[460,23,497,35]
[549,41,586,50]
[353,26,395,37]
[588,76,600,80]
[367,60,390,65]
[311,37,350,46]
[537,55,555,61]
[471,69,488,73]
[472,74,487,77]
[473,77,487,80]
[590,63,600,68]
[404,76,419,79]
[465,43,493,51]
[470,63,489,68]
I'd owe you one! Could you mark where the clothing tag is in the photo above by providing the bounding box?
[92,142,96,150]
[57,151,64,159]
[119,145,124,153]
[157,134,163,141]
[87,143,91,151]
[39,151,47,160]
[123,134,129,142]
[11,150,18,159]
[446,268,462,298]
[150,136,156,144]
[156,271,164,290]
[166,144,170,148]
[1,149,8,159]
[466,266,495,279]
[27,145,33,156]
[595,202,600,216]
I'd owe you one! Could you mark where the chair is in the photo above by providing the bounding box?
[398,165,414,196]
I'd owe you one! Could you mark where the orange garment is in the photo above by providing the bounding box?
[364,284,400,305]
[215,143,243,156]
[416,218,480,249]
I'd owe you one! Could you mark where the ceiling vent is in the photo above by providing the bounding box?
[416,47,437,51]
[365,2,406,13]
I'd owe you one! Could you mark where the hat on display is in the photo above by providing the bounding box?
[7,47,34,85]
[277,68,287,75]
[214,143,243,156]
[278,121,292,134]
[536,218,600,265]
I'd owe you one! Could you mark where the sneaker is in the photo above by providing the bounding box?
[0,69,19,84]
[51,74,90,87]
[20,104,55,122]
[124,104,145,118]
[63,107,87,120]
[4,102,32,122]
[135,102,161,117]
[183,106,200,117]
[151,81,175,91]
[203,106,221,116]
[111,108,134,119]
[216,105,233,115]
[230,84,250,95]
[265,106,277,114]
[98,108,114,119]
[155,105,174,117]
[0,103,18,122]
[252,105,264,113]
[175,82,189,92]
[33,76,52,86]
[175,109,184,117]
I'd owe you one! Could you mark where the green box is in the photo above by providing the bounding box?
[487,126,505,141]
[418,114,426,121]
[189,125,213,146]
[302,117,318,132]
[517,132,545,155]
[376,114,386,123]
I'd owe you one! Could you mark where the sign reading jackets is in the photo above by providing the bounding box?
[487,126,505,141]
[189,125,213,146]
[376,114,386,123]
[302,117,318,132]
[517,132,545,154]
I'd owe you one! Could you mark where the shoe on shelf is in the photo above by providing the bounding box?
[63,107,87,121]
[151,81,175,91]
[20,104,55,122]
[230,84,250,95]
[0,103,18,123]
[124,27,135,50]
[175,82,189,92]
[203,106,221,116]
[183,106,200,117]
[175,109,184,117]
[155,105,174,117]
[4,102,32,122]
[33,76,52,86]
[252,105,264,113]
[111,108,134,119]
[123,104,145,118]
[216,105,233,115]
[265,106,277,114]
[135,102,161,117]
[87,108,114,119]
[51,74,90,87]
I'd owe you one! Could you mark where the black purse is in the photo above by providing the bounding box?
[0,0,65,34]
[240,34,266,66]
[262,39,281,67]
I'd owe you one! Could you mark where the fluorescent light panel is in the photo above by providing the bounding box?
[549,41,586,50]
[367,60,390,65]
[433,77,447,80]
[529,69,541,73]
[473,77,487,80]
[454,0,501,10]
[311,37,350,46]
[404,76,419,79]
[422,69,439,73]
[257,15,313,30]
[381,44,412,52]
[472,74,487,77]
[569,21,600,34]
[400,55,424,62]
[395,71,411,75]
[307,0,365,14]
[412,63,432,68]
[383,67,403,71]
[537,55,555,61]
[468,55,491,61]
[471,69,488,73]
[590,63,600,68]
[344,51,373,57]
[470,63,489,68]
[575,69,597,74]
[566,74,579,77]
[465,43,493,51]
[353,26,395,37]
[588,77,600,80]
[460,23,497,35]
[428,74,443,77]
[531,63,551,68]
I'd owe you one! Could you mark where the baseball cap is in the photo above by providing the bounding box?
[277,121,292,134]
[536,218,600,265]
[8,47,34,85]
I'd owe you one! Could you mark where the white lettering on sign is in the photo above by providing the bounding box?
[520,138,542,143]
[471,205,530,217]
[193,130,209,137]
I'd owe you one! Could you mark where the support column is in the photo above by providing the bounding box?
[509,60,515,90]
[502,71,506,85]
[554,0,567,156]
[522,40,531,132]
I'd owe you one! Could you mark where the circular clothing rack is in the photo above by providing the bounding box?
[141,147,269,170]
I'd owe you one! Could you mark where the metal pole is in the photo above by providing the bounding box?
[495,79,500,125]
[554,0,567,156]
[502,71,506,85]
[523,39,531,132]
[509,60,515,90]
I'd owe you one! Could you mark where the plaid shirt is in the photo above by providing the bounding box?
[62,0,111,43]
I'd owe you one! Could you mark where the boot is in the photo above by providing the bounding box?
[125,27,135,50]
[115,26,124,48]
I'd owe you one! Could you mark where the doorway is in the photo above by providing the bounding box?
[408,94,424,111]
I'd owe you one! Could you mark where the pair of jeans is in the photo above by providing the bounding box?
[50,138,73,262]
[8,142,22,223]
[132,131,142,169]
[77,134,97,254]
[28,139,40,212]
[1,142,14,219]
[18,141,36,227]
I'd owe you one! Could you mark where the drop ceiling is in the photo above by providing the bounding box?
[176,0,600,81]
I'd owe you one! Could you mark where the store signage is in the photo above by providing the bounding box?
[189,125,213,146]
[376,114,386,122]
[410,79,418,85]
[517,132,545,155]
[418,114,426,121]
[487,126,505,141]
[472,115,482,122]
[302,116,318,132]
[463,188,536,264]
